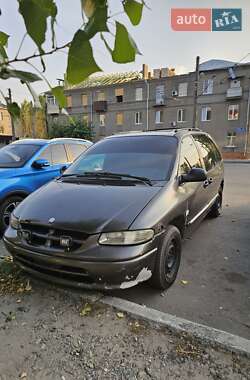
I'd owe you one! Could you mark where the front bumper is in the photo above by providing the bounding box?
[3,228,159,290]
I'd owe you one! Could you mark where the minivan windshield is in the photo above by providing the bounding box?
[65,136,177,182]
[0,144,41,168]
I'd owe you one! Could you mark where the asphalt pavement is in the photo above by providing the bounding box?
[0,163,249,339]
[110,163,250,339]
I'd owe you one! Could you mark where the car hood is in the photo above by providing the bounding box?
[15,180,160,233]
[0,167,17,178]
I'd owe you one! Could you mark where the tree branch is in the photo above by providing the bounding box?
[1,42,70,67]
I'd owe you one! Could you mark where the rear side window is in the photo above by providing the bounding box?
[66,143,88,162]
[193,134,221,171]
[51,144,68,164]
[38,146,52,164]
[179,136,202,175]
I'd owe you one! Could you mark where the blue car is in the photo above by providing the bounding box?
[0,138,92,232]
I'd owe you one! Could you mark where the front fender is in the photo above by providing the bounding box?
[0,178,31,202]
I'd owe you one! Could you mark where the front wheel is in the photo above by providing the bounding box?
[0,196,23,234]
[150,225,182,290]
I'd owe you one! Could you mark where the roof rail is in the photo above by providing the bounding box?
[145,127,201,132]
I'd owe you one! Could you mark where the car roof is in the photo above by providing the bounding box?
[104,128,208,140]
[12,138,92,146]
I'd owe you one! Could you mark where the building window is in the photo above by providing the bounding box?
[97,91,105,101]
[115,88,124,103]
[66,95,72,108]
[135,111,142,125]
[47,95,56,105]
[99,114,105,126]
[135,88,143,101]
[202,79,213,95]
[82,94,88,106]
[178,83,188,97]
[116,112,124,125]
[201,107,212,122]
[155,85,165,105]
[155,110,163,124]
[83,114,88,124]
[177,109,186,122]
[228,104,239,120]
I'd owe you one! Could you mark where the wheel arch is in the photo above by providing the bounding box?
[168,215,186,237]
[0,190,29,204]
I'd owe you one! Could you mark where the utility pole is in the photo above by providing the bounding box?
[244,85,250,158]
[145,80,149,131]
[192,56,200,129]
[7,88,16,141]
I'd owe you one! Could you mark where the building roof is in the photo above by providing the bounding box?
[65,71,142,90]
[199,59,250,71]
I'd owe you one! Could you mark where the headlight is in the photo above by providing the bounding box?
[99,229,154,246]
[10,214,20,230]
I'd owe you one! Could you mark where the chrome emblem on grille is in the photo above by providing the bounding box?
[48,217,55,224]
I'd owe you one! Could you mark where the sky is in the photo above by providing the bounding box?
[0,0,250,104]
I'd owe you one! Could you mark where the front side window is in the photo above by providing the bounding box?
[51,144,68,164]
[66,136,178,182]
[38,146,52,164]
[0,144,40,168]
[202,79,213,95]
[228,104,239,120]
[177,109,186,122]
[193,134,221,171]
[155,110,163,124]
[201,106,212,122]
[178,137,202,175]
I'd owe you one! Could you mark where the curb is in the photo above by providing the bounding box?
[101,296,250,358]
[224,160,250,164]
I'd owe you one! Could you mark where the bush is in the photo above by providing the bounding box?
[49,120,93,140]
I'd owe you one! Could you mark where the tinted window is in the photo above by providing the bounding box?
[179,136,202,175]
[38,146,52,164]
[193,135,221,171]
[51,144,68,164]
[66,136,178,181]
[0,144,40,168]
[66,143,88,161]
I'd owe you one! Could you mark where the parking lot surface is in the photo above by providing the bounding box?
[0,163,249,339]
[111,163,250,339]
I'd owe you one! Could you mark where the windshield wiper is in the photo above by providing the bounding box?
[83,171,152,186]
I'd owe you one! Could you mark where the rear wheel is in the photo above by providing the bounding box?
[150,225,182,290]
[0,196,23,234]
[209,190,223,218]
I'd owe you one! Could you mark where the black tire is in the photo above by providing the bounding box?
[208,190,223,218]
[150,225,182,290]
[0,195,24,234]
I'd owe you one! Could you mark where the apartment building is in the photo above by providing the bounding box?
[0,103,12,145]
[46,60,250,154]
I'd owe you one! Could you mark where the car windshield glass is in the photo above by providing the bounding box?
[64,136,177,182]
[0,144,41,168]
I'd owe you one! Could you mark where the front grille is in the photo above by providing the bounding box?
[19,222,89,252]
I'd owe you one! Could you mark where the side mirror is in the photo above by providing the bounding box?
[60,165,67,174]
[32,158,50,169]
[180,167,207,184]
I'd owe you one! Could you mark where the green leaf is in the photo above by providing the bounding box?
[84,5,109,39]
[1,68,41,82]
[7,102,20,120]
[0,31,9,47]
[66,30,101,85]
[112,22,141,63]
[0,46,7,63]
[51,86,66,108]
[18,0,57,55]
[123,0,143,26]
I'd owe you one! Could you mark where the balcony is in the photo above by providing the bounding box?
[226,87,242,100]
[153,99,166,107]
[93,101,107,113]
[47,103,60,115]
